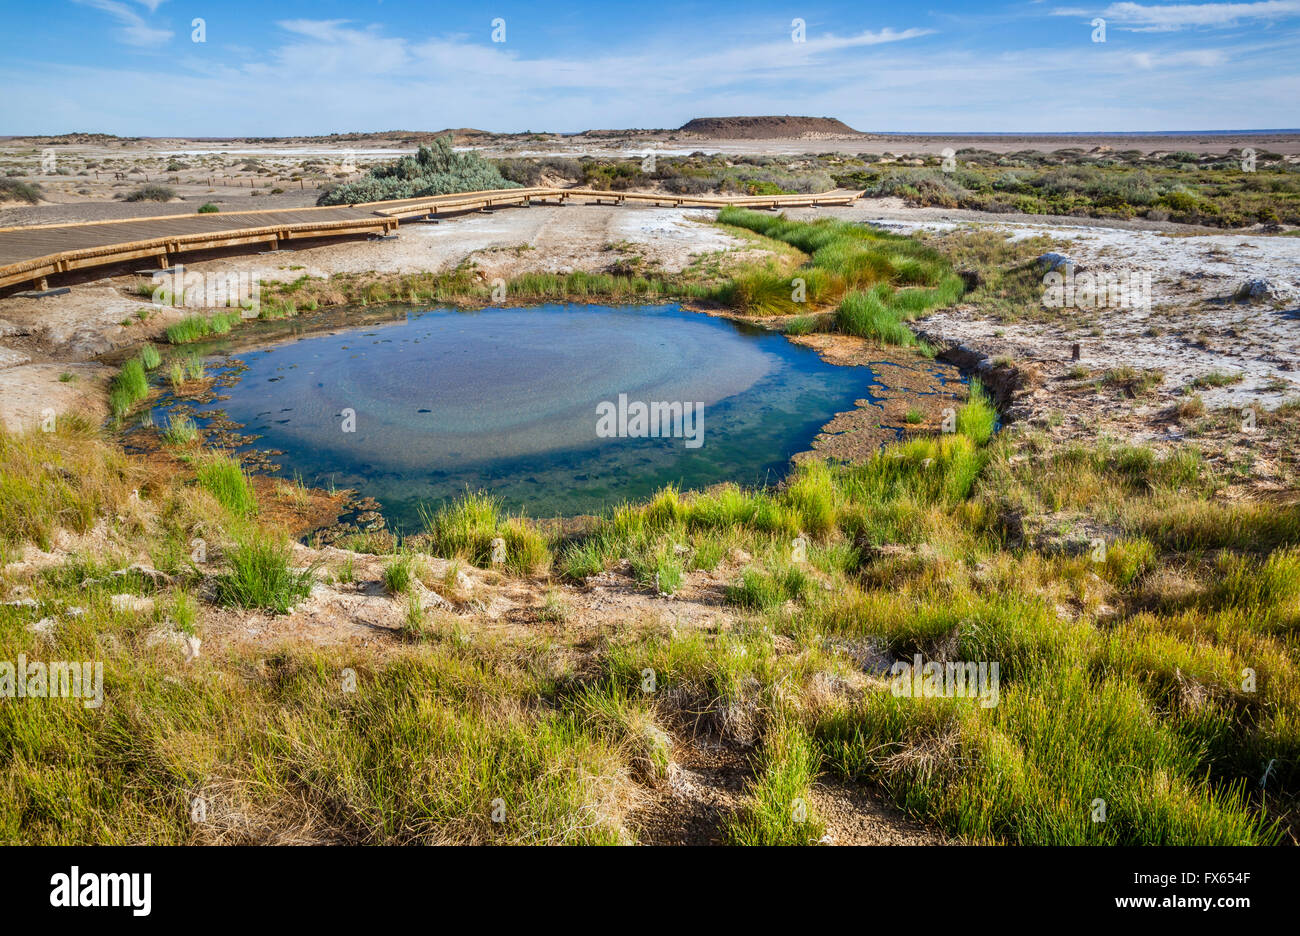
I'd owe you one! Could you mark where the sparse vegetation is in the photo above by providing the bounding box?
[0,177,43,204]
[123,183,176,202]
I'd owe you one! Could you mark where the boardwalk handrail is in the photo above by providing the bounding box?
[0,187,864,290]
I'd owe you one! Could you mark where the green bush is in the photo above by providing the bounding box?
[956,378,997,445]
[161,414,198,447]
[382,552,416,594]
[107,356,151,418]
[726,566,814,611]
[418,491,551,574]
[196,455,256,517]
[0,177,42,204]
[318,136,519,205]
[213,534,315,613]
[165,311,240,344]
[123,184,176,202]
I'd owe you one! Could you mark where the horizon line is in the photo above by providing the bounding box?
[4,129,1300,140]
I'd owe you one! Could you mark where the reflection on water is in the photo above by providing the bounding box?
[162,303,883,527]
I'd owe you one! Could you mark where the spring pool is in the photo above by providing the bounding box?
[162,303,884,526]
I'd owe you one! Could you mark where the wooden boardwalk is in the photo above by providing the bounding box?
[0,187,863,290]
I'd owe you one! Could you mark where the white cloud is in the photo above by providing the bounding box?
[1103,1,1300,30]
[73,0,173,47]
[1130,48,1229,67]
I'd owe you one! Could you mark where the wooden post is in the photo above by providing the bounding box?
[35,276,48,291]
[1071,342,1081,361]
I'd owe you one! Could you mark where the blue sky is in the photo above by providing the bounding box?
[1,1,1298,134]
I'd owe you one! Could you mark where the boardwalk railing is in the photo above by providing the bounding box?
[0,187,864,290]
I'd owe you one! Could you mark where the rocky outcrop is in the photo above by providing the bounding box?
[0,346,30,370]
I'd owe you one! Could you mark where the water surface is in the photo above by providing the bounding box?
[168,303,883,526]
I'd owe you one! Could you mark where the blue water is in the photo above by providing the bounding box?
[164,303,883,526]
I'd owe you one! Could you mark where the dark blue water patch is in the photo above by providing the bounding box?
[157,303,885,527]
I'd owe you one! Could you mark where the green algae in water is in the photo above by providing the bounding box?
[172,303,884,526]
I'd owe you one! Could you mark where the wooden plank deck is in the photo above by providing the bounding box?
[0,187,863,289]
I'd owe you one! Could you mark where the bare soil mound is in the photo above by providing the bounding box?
[677,116,862,139]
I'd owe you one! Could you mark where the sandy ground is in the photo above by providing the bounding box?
[0,362,109,432]
[208,204,746,281]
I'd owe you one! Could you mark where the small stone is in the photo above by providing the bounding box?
[1036,252,1075,273]
[1234,279,1278,303]
[114,564,174,587]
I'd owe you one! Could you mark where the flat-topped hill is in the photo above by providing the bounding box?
[676,116,862,138]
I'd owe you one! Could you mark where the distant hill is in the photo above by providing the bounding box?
[260,129,504,145]
[4,132,137,145]
[677,116,862,139]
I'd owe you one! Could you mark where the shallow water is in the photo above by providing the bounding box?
[165,303,884,527]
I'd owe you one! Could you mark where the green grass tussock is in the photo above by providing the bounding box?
[195,455,256,518]
[164,312,241,345]
[213,534,315,614]
[417,491,551,576]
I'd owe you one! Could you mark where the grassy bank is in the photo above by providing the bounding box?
[715,207,965,347]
